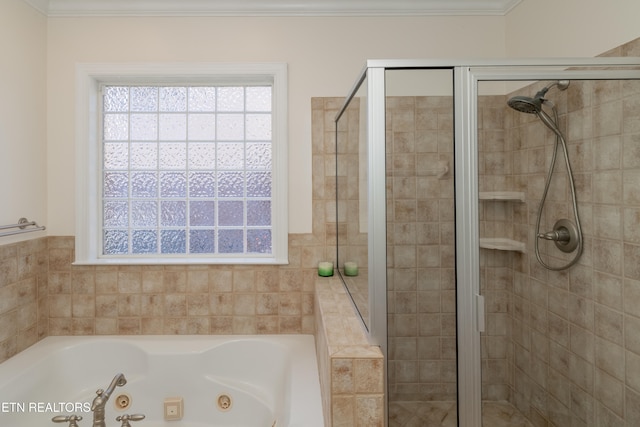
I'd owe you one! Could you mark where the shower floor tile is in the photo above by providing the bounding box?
[388,400,534,427]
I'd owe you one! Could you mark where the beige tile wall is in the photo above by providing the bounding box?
[0,238,48,362]
[0,230,329,363]
[46,235,319,336]
[478,95,516,402]
[315,277,384,427]
[385,95,457,403]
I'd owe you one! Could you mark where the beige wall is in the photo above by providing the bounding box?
[5,1,640,239]
[0,0,47,243]
[1,1,639,239]
[45,15,506,235]
[506,0,640,58]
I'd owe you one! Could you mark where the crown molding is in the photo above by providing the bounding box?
[23,0,49,14]
[23,0,523,17]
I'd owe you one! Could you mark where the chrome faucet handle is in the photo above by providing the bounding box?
[116,414,145,427]
[51,415,83,427]
[537,230,569,241]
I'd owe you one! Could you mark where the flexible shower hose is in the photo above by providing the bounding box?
[533,101,584,270]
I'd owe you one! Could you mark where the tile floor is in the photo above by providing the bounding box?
[389,400,534,427]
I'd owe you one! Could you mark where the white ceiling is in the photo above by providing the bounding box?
[24,0,523,17]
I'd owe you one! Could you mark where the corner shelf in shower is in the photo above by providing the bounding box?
[478,191,525,202]
[478,191,526,252]
[479,237,526,253]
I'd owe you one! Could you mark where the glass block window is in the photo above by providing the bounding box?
[101,85,274,257]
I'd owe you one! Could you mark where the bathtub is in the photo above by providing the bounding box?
[0,335,324,427]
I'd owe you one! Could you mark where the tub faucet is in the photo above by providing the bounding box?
[91,373,127,427]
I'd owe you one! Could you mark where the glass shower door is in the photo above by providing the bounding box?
[475,69,640,426]
[384,68,458,426]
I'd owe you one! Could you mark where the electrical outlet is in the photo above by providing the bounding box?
[163,397,183,421]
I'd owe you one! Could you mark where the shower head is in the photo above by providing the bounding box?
[507,80,570,114]
[507,95,543,114]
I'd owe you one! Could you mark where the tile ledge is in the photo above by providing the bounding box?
[316,277,375,353]
[329,344,383,359]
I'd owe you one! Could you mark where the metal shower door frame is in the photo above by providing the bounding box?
[456,61,640,427]
[351,57,640,427]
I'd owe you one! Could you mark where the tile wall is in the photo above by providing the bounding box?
[0,234,327,360]
[478,95,516,402]
[0,225,326,362]
[45,235,318,336]
[385,95,457,403]
[0,238,48,362]
[315,276,384,427]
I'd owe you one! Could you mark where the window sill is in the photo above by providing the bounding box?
[73,255,289,266]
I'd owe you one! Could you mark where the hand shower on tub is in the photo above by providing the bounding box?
[90,373,127,427]
[507,80,584,270]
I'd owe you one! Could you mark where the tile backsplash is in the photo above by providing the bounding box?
[0,237,48,362]
[0,231,331,363]
[46,236,318,336]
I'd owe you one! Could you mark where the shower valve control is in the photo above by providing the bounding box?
[537,218,579,253]
[164,397,184,421]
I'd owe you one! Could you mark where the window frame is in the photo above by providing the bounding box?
[75,63,288,265]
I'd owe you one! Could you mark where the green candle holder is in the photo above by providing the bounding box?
[318,261,334,277]
[344,261,358,276]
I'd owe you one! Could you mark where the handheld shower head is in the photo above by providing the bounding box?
[507,95,543,114]
[507,80,570,115]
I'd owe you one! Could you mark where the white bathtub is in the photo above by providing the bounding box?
[0,335,324,427]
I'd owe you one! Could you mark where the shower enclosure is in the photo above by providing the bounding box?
[334,58,640,426]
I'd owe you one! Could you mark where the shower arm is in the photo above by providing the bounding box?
[534,80,570,99]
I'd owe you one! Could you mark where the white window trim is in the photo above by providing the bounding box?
[75,62,288,265]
